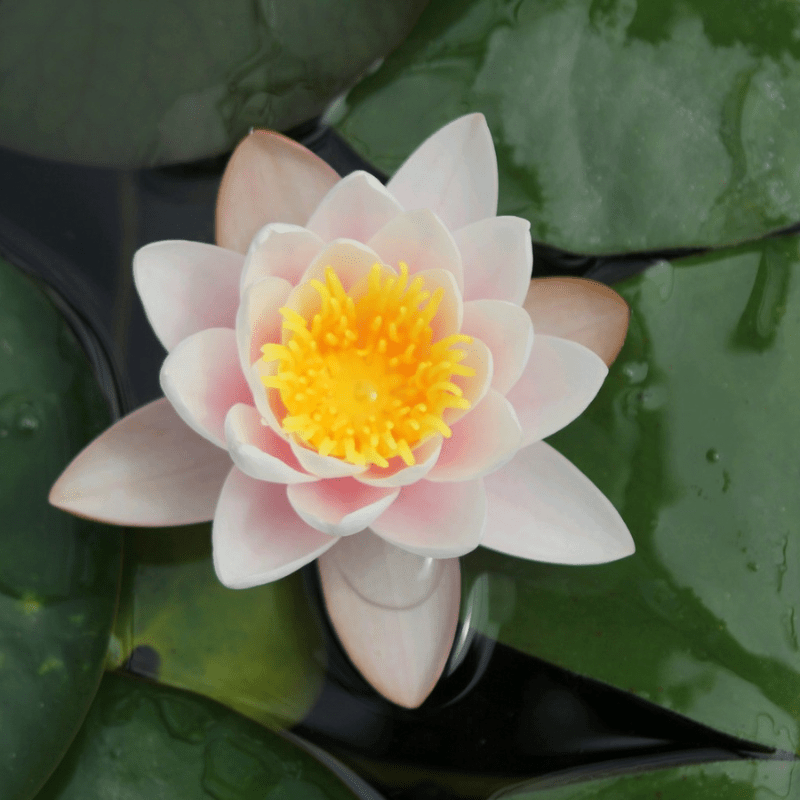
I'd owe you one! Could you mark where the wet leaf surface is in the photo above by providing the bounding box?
[462,235,800,753]
[336,0,800,254]
[0,259,122,799]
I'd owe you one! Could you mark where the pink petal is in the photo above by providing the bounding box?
[239,223,324,295]
[482,441,634,564]
[289,439,367,479]
[506,334,608,447]
[455,216,532,305]
[318,532,460,708]
[356,435,443,488]
[413,268,462,340]
[247,360,290,438]
[524,277,630,367]
[306,171,403,243]
[287,478,399,536]
[367,208,464,292]
[160,328,252,448]
[212,467,336,588]
[371,478,486,558]
[224,404,316,484]
[444,336,493,426]
[387,114,498,232]
[236,276,292,372]
[461,299,534,394]
[216,130,339,254]
[427,390,521,482]
[133,241,244,352]
[49,398,231,526]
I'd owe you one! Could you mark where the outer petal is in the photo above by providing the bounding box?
[287,478,399,537]
[387,113,498,232]
[455,216,532,305]
[306,171,403,243]
[240,223,324,295]
[371,478,486,558]
[224,404,316,484]
[236,276,292,372]
[49,398,231,526]
[133,241,244,352]
[524,277,630,367]
[216,130,340,253]
[427,390,522,482]
[367,208,464,292]
[460,299,534,394]
[482,441,634,564]
[213,467,336,588]
[506,334,608,447]
[318,532,460,709]
[160,328,252,448]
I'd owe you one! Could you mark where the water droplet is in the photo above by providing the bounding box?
[644,261,674,301]
[705,448,720,463]
[621,361,648,384]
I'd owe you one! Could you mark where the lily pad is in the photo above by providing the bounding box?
[504,759,799,799]
[0,0,427,167]
[35,672,361,800]
[111,526,326,730]
[0,259,122,799]
[335,0,800,254]
[462,235,800,753]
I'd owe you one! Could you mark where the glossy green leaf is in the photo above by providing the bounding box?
[462,236,800,752]
[111,526,325,730]
[0,259,122,799]
[35,672,360,800]
[0,0,427,167]
[336,0,800,254]
[505,760,799,800]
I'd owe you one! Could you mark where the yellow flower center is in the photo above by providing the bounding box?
[261,262,474,468]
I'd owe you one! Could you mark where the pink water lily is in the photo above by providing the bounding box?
[50,115,633,708]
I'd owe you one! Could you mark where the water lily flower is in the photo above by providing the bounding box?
[50,114,633,708]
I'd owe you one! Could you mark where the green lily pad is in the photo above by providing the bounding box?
[111,526,325,730]
[462,235,800,752]
[504,759,799,800]
[335,0,800,254]
[0,259,122,799]
[35,672,361,800]
[0,0,427,167]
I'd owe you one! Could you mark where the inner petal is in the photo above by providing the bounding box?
[260,261,475,469]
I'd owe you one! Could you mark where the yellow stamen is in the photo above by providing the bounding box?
[260,262,475,467]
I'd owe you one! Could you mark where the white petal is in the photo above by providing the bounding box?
[160,328,252,447]
[133,241,244,351]
[506,334,608,447]
[387,114,498,231]
[461,299,534,394]
[287,478,399,536]
[427,390,522,482]
[213,467,336,588]
[482,441,635,564]
[240,223,324,295]
[49,398,231,526]
[371,478,486,558]
[367,208,464,292]
[413,268,462,340]
[306,171,403,243]
[289,439,368,479]
[318,532,461,708]
[455,216,532,305]
[224,404,316,484]
[444,335,493,426]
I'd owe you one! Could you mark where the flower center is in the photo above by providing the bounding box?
[260,262,474,468]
